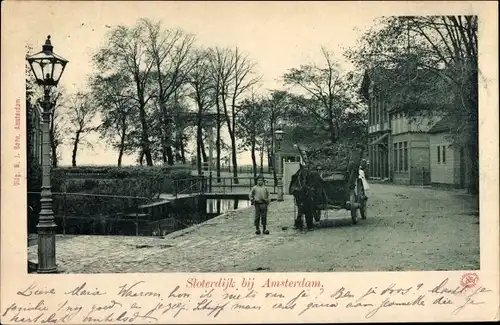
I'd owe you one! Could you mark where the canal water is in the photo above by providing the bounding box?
[28,197,251,239]
[206,199,251,215]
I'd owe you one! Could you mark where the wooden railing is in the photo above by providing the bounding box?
[210,175,276,194]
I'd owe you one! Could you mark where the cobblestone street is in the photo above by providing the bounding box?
[27,184,480,273]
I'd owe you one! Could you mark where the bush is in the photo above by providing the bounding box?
[51,166,192,199]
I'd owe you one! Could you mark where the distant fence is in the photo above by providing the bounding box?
[195,163,273,175]
[173,176,207,197]
[184,174,277,194]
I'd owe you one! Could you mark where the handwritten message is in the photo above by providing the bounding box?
[1,274,493,323]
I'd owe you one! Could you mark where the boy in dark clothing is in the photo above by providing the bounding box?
[249,176,270,235]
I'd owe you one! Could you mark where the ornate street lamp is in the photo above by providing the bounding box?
[274,126,285,201]
[26,35,68,273]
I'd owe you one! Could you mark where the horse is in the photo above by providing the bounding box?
[289,164,326,230]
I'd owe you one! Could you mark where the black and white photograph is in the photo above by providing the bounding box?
[2,2,499,324]
[23,6,482,275]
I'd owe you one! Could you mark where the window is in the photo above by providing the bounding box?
[442,146,446,164]
[404,142,408,171]
[393,143,398,171]
[398,143,402,172]
[393,141,409,172]
[437,146,441,163]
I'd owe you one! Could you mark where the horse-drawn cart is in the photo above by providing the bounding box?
[289,143,369,229]
[317,168,368,224]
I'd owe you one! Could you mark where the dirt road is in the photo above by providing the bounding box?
[28,184,479,273]
[236,184,479,272]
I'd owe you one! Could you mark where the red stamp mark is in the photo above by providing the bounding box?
[460,272,479,288]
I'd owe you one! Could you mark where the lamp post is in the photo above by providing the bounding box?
[27,35,68,273]
[274,127,284,201]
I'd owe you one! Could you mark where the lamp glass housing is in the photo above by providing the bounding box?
[27,36,68,87]
[274,129,284,142]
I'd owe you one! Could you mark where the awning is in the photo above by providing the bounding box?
[370,133,389,145]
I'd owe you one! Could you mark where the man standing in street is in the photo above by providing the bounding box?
[249,175,270,235]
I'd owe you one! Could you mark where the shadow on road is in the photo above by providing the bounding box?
[315,216,374,229]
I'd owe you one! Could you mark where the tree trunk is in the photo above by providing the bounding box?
[117,122,126,167]
[230,132,238,184]
[180,136,186,164]
[328,117,337,144]
[138,103,153,166]
[467,64,479,196]
[166,146,174,165]
[467,143,479,195]
[161,131,168,164]
[51,142,58,168]
[139,150,145,166]
[162,148,168,164]
[216,103,222,181]
[200,134,208,163]
[259,143,264,174]
[118,148,124,167]
[251,140,257,179]
[71,130,81,167]
[196,139,202,176]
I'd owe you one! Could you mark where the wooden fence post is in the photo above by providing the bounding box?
[209,171,213,192]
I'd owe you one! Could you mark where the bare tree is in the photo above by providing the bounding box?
[262,90,289,178]
[236,91,267,179]
[143,19,197,165]
[91,74,137,166]
[209,47,260,183]
[284,47,360,144]
[207,47,234,181]
[93,21,156,166]
[67,92,97,167]
[188,49,216,175]
[48,87,67,167]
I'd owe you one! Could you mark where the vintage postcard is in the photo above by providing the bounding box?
[1,1,498,323]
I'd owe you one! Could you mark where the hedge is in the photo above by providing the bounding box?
[27,165,196,233]
[50,166,191,195]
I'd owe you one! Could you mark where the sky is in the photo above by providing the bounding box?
[20,1,384,167]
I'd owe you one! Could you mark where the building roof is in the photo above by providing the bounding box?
[428,118,451,134]
[360,65,452,113]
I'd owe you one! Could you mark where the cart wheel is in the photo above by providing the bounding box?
[350,190,358,224]
[357,179,367,220]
